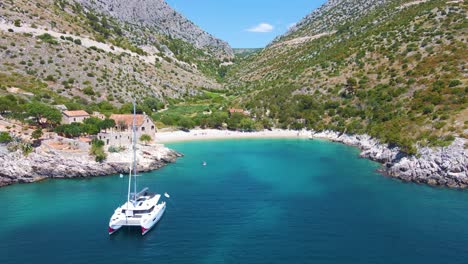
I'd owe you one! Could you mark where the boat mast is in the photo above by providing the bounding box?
[132,100,137,200]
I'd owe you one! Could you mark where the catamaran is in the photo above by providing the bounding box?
[108,102,166,236]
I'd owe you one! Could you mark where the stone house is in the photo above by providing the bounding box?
[92,112,106,120]
[62,110,90,124]
[97,113,157,146]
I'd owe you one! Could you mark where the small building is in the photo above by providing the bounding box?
[110,114,156,134]
[229,108,249,116]
[98,113,157,146]
[92,112,106,120]
[54,105,68,112]
[62,110,90,124]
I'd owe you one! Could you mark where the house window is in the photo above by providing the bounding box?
[151,126,154,130]
[142,127,145,131]
[74,118,76,121]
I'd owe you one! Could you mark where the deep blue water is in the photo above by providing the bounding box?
[1,139,468,263]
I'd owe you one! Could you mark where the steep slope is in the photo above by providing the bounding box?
[74,0,233,59]
[276,0,391,43]
[0,0,232,105]
[227,0,467,153]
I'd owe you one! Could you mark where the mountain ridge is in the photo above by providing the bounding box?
[74,0,234,59]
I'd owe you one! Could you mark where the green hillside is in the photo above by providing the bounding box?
[226,0,467,154]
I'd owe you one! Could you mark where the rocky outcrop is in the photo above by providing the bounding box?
[75,0,234,59]
[276,0,391,42]
[312,131,468,188]
[0,144,182,187]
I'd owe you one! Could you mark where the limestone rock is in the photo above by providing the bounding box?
[311,130,467,188]
[75,0,234,59]
[0,144,182,187]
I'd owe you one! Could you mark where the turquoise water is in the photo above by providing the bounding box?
[1,139,468,263]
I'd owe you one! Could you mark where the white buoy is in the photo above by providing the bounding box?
[164,192,170,198]
[119,174,123,178]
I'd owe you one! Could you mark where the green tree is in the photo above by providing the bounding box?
[55,123,82,138]
[31,128,43,141]
[227,112,245,130]
[139,134,152,145]
[90,139,106,162]
[179,117,195,129]
[27,102,62,127]
[100,118,116,131]
[207,111,228,128]
[239,118,255,131]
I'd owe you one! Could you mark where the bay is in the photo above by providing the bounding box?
[1,139,467,263]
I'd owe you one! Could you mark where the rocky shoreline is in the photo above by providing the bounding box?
[0,130,466,189]
[312,131,467,188]
[0,143,182,187]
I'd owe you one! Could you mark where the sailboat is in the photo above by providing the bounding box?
[108,101,166,236]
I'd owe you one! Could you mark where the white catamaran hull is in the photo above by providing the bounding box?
[109,201,166,235]
[141,203,166,235]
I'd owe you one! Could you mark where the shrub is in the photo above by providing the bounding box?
[91,138,105,147]
[14,19,21,27]
[37,33,58,45]
[21,143,33,156]
[83,86,95,95]
[0,132,13,143]
[139,134,152,145]
[448,80,461,88]
[74,39,82,45]
[90,139,106,162]
[93,148,106,162]
[31,128,43,140]
[108,146,125,153]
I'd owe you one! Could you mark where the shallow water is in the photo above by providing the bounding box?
[1,139,468,263]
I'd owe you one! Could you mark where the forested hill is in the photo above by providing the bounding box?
[226,0,467,154]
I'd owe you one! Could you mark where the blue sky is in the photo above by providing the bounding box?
[165,0,327,48]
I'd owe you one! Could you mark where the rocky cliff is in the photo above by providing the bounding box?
[313,131,468,188]
[277,0,390,42]
[75,0,234,59]
[0,143,182,187]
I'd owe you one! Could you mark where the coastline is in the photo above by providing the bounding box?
[156,129,467,188]
[0,128,466,189]
[0,142,182,187]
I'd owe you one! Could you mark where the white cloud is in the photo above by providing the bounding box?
[246,23,274,33]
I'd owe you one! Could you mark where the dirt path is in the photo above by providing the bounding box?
[0,21,160,64]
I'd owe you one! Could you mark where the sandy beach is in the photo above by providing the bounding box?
[154,129,312,143]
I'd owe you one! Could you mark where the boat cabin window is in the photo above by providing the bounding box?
[133,206,155,214]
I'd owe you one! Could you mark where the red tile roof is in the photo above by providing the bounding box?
[63,110,90,117]
[229,108,244,113]
[110,114,145,127]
